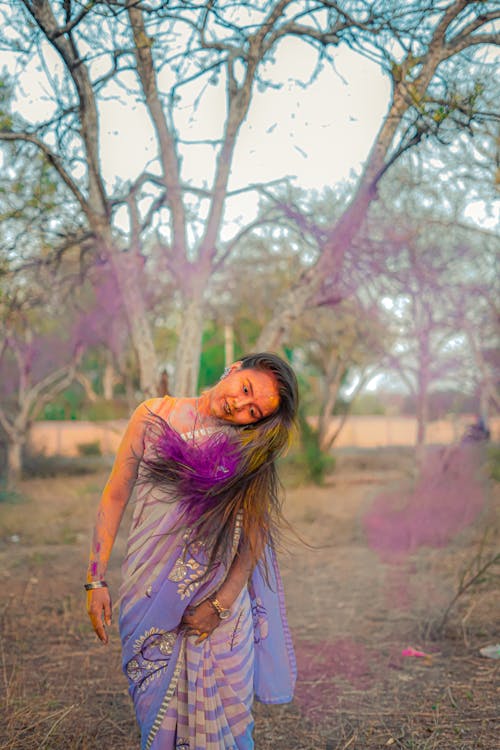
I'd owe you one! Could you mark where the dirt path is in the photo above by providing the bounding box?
[1,452,498,749]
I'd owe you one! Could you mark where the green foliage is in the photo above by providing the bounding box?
[350,393,387,415]
[22,450,108,478]
[198,325,226,391]
[76,440,101,457]
[40,385,85,420]
[39,376,130,421]
[296,408,335,485]
[41,403,68,420]
[197,322,247,391]
[80,399,130,421]
[0,485,26,504]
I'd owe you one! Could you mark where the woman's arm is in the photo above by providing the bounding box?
[182,525,265,642]
[215,528,264,607]
[86,400,157,643]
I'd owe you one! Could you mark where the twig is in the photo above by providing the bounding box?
[15,707,76,735]
[38,704,75,749]
[446,685,458,709]
[437,528,500,633]
[341,734,357,750]
[105,716,128,735]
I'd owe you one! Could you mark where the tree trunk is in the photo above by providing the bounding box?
[257,183,377,351]
[416,397,427,449]
[109,251,159,398]
[415,323,431,466]
[323,409,352,452]
[257,89,413,353]
[257,267,320,351]
[415,396,428,468]
[103,359,115,401]
[224,323,234,367]
[173,295,205,396]
[76,373,98,402]
[317,369,343,450]
[7,438,23,488]
[319,370,369,452]
[124,373,137,411]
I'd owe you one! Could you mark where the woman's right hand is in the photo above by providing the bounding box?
[86,587,112,644]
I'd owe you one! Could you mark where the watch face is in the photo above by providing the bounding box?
[219,609,231,620]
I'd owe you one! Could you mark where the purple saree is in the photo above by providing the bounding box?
[118,422,296,750]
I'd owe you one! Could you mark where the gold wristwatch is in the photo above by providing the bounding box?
[209,596,231,620]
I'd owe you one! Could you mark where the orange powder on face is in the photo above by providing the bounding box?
[266,393,279,413]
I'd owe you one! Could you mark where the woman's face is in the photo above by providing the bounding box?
[209,364,279,425]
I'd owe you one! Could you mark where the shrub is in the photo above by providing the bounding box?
[77,440,102,457]
[297,409,336,485]
[0,485,26,504]
[22,449,109,478]
[486,443,500,482]
[81,398,131,420]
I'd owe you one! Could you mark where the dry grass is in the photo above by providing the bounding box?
[0,449,499,750]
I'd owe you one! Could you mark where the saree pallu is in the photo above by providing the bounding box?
[118,444,296,750]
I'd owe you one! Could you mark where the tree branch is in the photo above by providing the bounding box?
[48,1,97,40]
[21,0,109,216]
[0,406,15,439]
[265,21,341,50]
[451,8,500,40]
[212,212,280,273]
[126,1,188,260]
[0,131,88,213]
[446,31,500,57]
[19,350,82,425]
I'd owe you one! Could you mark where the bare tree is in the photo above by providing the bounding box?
[1,2,498,395]
[362,190,497,460]
[450,248,499,424]
[257,0,500,349]
[0,137,126,484]
[291,300,388,449]
[1,0,358,394]
[0,284,83,486]
[1,2,159,394]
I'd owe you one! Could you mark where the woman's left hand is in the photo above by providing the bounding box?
[181,600,221,644]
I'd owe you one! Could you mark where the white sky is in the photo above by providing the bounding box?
[13,33,496,233]
[10,37,391,226]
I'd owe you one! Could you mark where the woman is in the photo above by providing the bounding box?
[86,353,298,750]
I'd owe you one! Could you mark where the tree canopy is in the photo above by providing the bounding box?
[1,0,498,403]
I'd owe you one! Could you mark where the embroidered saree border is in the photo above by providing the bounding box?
[144,510,243,748]
[145,638,185,750]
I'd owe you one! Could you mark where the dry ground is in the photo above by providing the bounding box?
[0,448,498,750]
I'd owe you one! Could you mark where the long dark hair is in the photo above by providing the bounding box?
[142,352,299,575]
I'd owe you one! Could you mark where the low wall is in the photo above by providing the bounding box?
[28,415,500,457]
[319,415,500,448]
[29,420,128,457]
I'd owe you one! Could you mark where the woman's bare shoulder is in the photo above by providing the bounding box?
[136,396,176,419]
